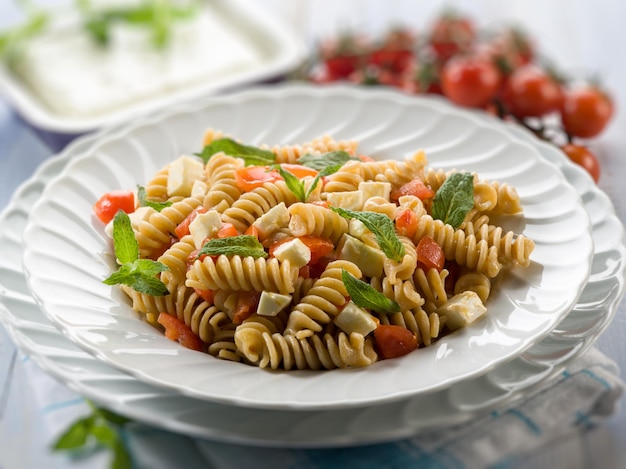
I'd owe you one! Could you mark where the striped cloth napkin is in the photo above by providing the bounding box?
[0,321,622,469]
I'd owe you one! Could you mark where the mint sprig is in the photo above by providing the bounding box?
[341,270,401,314]
[431,172,475,229]
[53,400,131,469]
[274,163,342,203]
[0,10,48,64]
[103,210,170,296]
[197,235,268,259]
[137,185,172,212]
[331,207,405,262]
[79,0,199,48]
[298,150,358,170]
[196,138,277,166]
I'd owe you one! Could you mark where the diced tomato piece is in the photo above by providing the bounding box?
[358,154,375,162]
[298,265,310,278]
[232,291,261,325]
[244,224,261,239]
[175,207,207,239]
[93,191,135,224]
[194,288,215,304]
[308,256,333,279]
[444,261,460,293]
[416,236,445,271]
[395,209,419,238]
[157,313,203,351]
[390,178,435,202]
[299,236,335,264]
[374,324,418,359]
[279,164,319,178]
[217,222,239,238]
[270,236,335,265]
[234,166,281,192]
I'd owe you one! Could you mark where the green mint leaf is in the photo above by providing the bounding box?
[331,208,405,262]
[134,259,169,277]
[197,235,268,259]
[128,270,170,296]
[274,165,306,202]
[305,163,343,200]
[196,138,276,166]
[431,172,475,229]
[112,439,133,469]
[53,415,95,450]
[91,424,118,449]
[341,270,401,314]
[298,151,358,170]
[112,210,138,264]
[96,408,132,426]
[137,185,172,212]
[0,11,49,63]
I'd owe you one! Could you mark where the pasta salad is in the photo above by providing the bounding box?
[93,131,535,370]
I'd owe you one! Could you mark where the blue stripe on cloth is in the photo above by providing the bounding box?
[300,440,463,469]
[505,409,542,436]
[40,397,85,414]
[581,369,612,390]
[574,411,594,430]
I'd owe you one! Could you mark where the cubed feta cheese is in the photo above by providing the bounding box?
[436,291,487,330]
[167,156,204,198]
[191,179,208,198]
[252,202,290,239]
[272,238,311,268]
[349,218,371,239]
[333,301,378,336]
[189,210,222,249]
[104,206,155,238]
[325,191,364,210]
[358,181,392,202]
[257,291,292,317]
[337,234,385,278]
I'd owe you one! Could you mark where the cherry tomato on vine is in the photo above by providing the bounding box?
[561,86,613,139]
[428,13,476,61]
[502,64,563,118]
[561,144,601,183]
[440,54,501,108]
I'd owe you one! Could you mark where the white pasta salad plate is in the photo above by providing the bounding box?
[21,84,594,410]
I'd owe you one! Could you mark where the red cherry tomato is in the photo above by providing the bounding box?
[441,55,501,108]
[429,13,476,62]
[93,191,135,224]
[502,65,563,118]
[561,86,613,139]
[374,324,418,359]
[561,144,601,183]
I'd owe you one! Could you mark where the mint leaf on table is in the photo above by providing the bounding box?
[341,269,401,314]
[104,210,170,296]
[298,150,358,170]
[137,185,172,212]
[431,172,475,229]
[53,401,132,469]
[331,207,405,262]
[197,235,268,259]
[196,138,276,166]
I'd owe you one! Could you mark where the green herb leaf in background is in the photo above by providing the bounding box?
[196,138,276,166]
[103,210,170,296]
[431,172,475,229]
[53,400,132,469]
[331,207,405,262]
[197,235,268,259]
[0,10,48,64]
[137,185,172,212]
[298,150,358,170]
[341,269,401,314]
